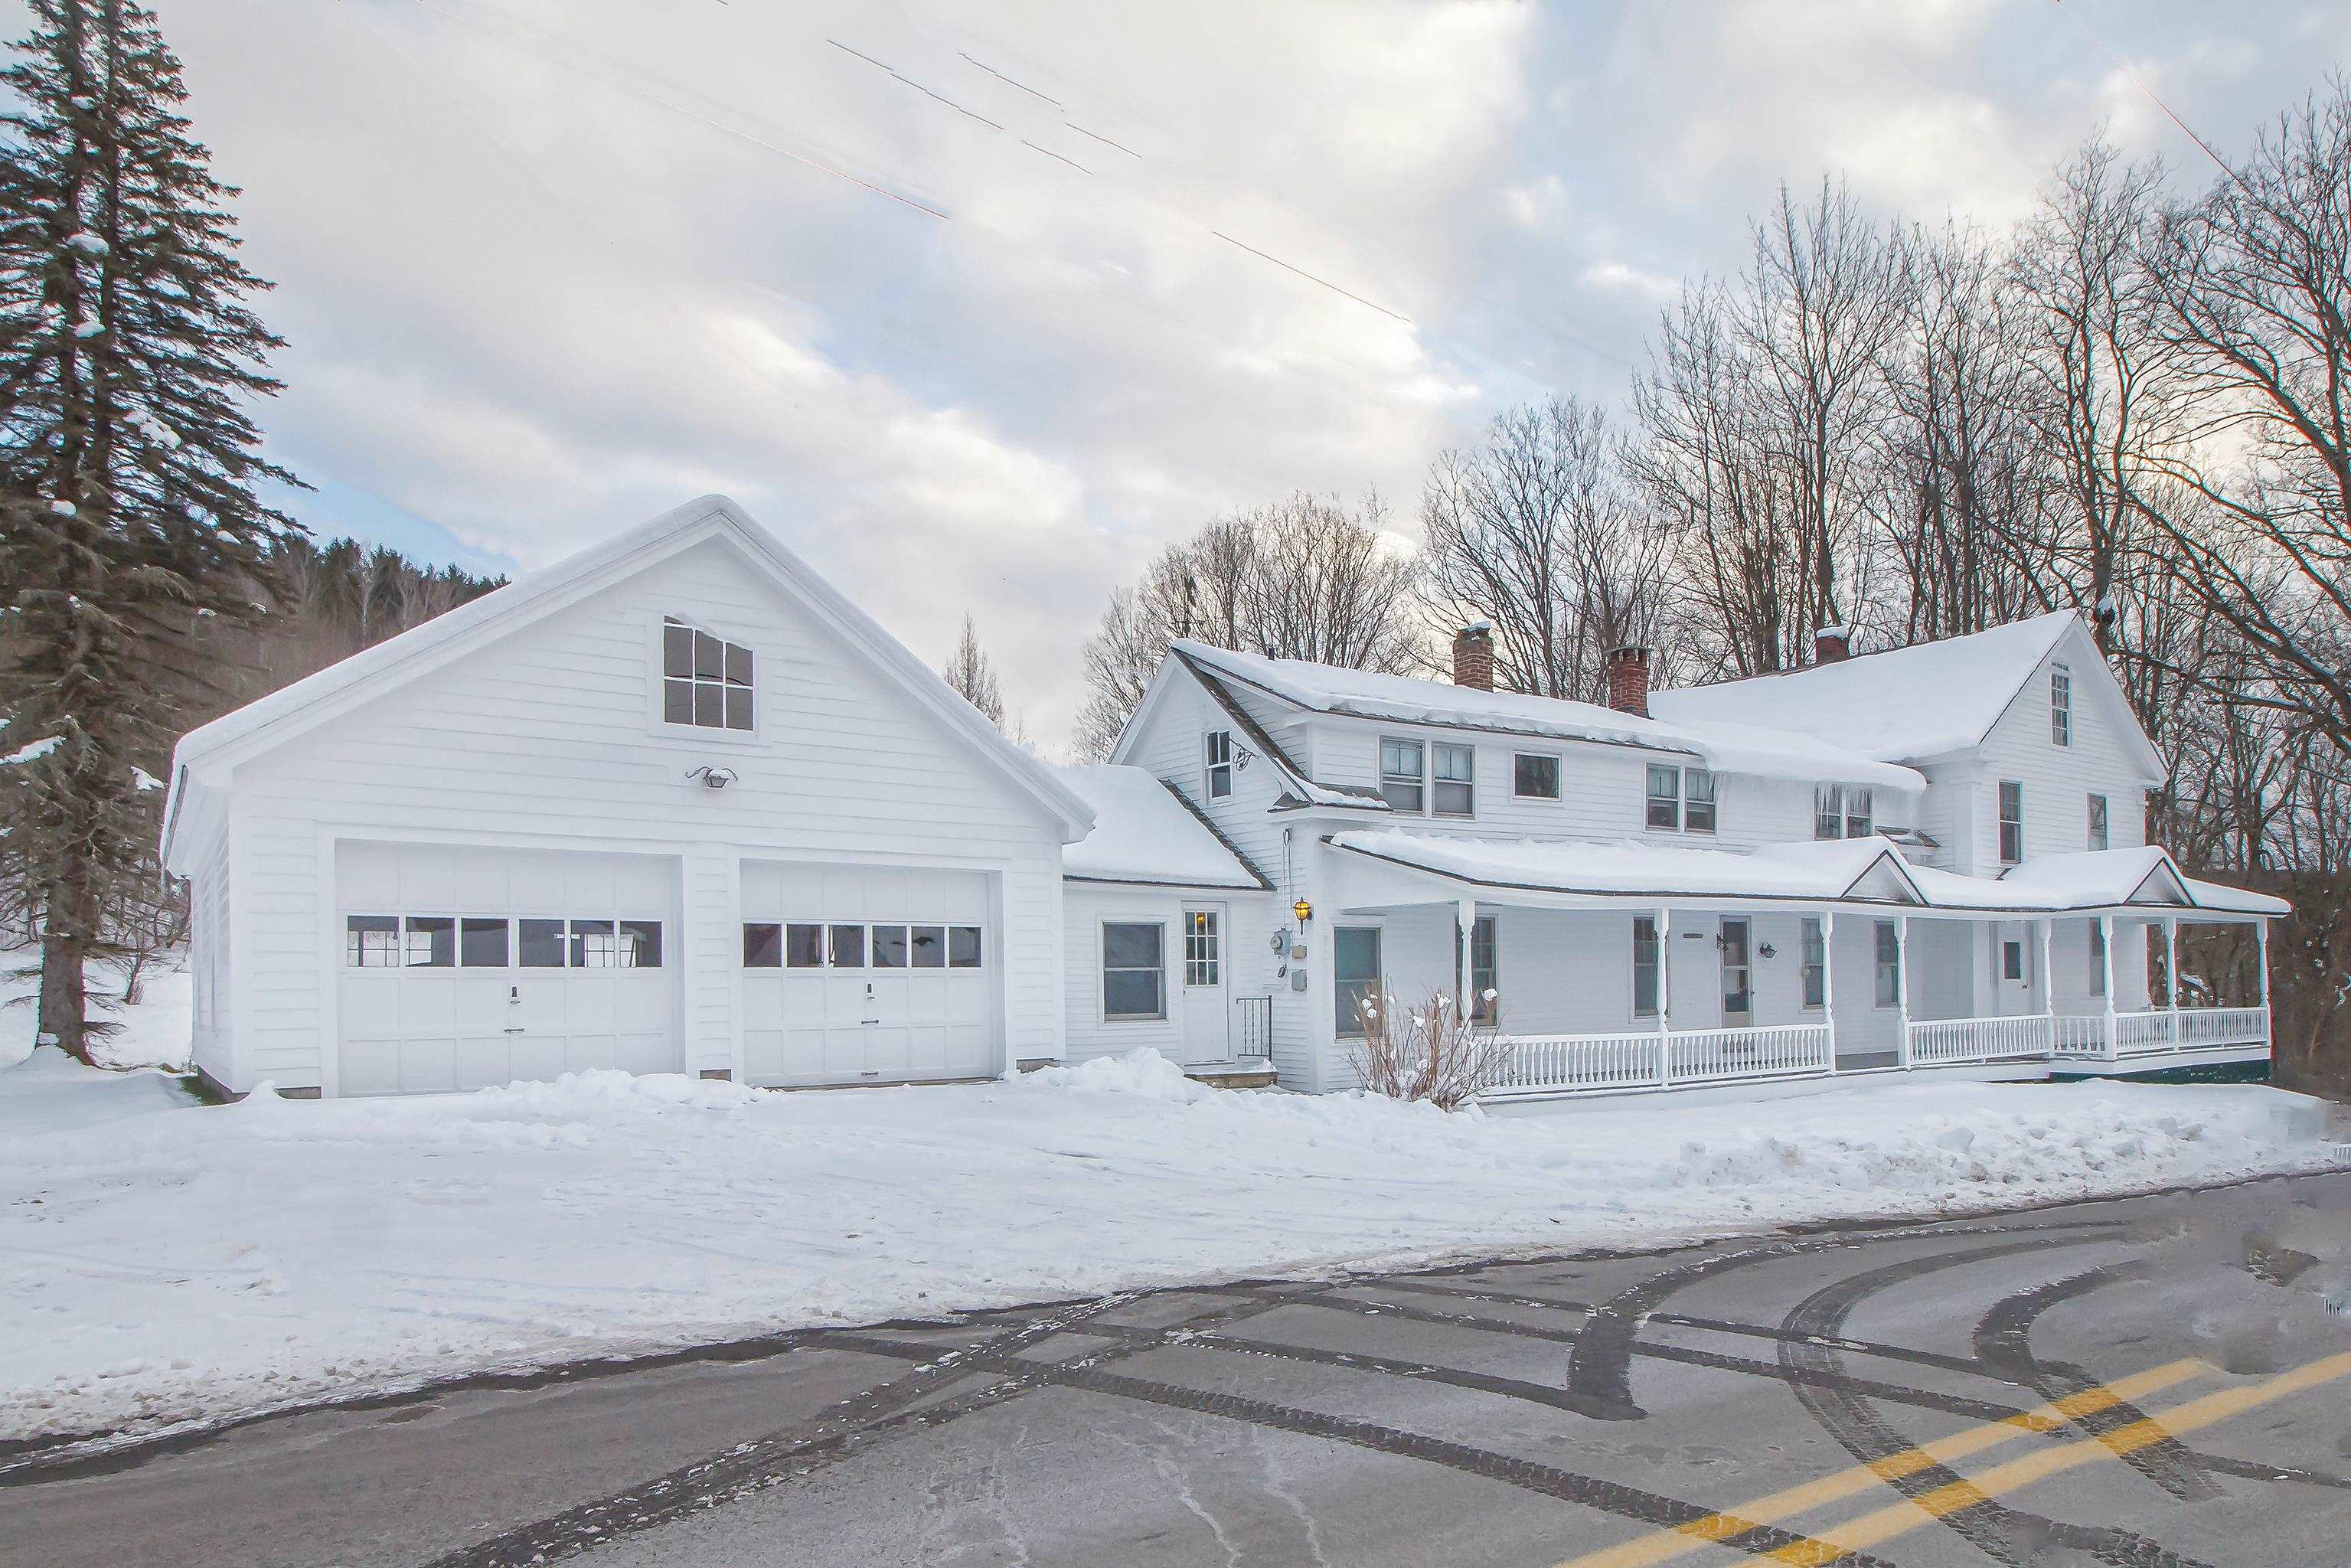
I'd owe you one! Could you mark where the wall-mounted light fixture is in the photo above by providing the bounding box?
[1758,942,1778,959]
[1292,898,1313,924]
[687,766,738,790]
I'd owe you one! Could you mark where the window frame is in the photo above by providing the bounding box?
[1432,741,1476,818]
[1800,916,1826,1011]
[2087,792,2109,852]
[1204,730,1234,800]
[1512,751,1562,801]
[1378,737,1426,814]
[2089,920,2107,997]
[1873,920,1902,1009]
[653,612,759,740]
[1183,908,1222,988]
[1683,768,1717,835]
[2050,665,2072,746]
[1101,920,1167,1022]
[1998,779,2024,865]
[1334,925,1384,1037]
[1453,914,1498,1023]
[1631,915,1662,1019]
[346,913,664,971]
[1845,787,1873,840]
[1646,763,1681,831]
[1815,782,1843,841]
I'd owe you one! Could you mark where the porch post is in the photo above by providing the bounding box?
[1456,897,1476,1024]
[2164,916,2180,1045]
[1656,906,1673,1086]
[1895,913,1912,1070]
[2256,917,2271,1018]
[1821,909,1837,1073]
[2037,916,2055,1054]
[2098,913,2117,1059]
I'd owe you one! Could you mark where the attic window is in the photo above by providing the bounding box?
[2050,666,2072,746]
[1205,730,1233,799]
[663,616,753,730]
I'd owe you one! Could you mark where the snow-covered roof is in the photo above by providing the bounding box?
[1328,831,1927,906]
[1171,642,1924,794]
[1056,766,1269,890]
[1648,611,2146,769]
[162,497,1097,869]
[1909,847,2289,916]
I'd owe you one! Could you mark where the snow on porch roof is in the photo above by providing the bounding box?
[1909,847,2290,916]
[1056,766,1271,890]
[1169,642,1924,794]
[1327,831,1926,906]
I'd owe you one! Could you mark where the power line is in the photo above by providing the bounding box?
[1065,122,1142,161]
[2050,0,2249,193]
[1211,231,1412,325]
[1022,139,1091,176]
[828,39,1004,132]
[959,51,1062,108]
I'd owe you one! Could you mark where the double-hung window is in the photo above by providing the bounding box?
[2051,665,2072,746]
[1845,788,1873,839]
[1513,752,1560,800]
[1683,769,1717,834]
[2089,920,2107,996]
[1204,730,1234,799]
[662,616,754,730]
[1432,743,1475,817]
[1815,784,1843,840]
[1873,920,1902,1008]
[1800,917,1827,1009]
[1102,923,1166,1021]
[1631,916,1662,1018]
[1379,737,1425,812]
[1646,764,1681,830]
[1998,780,2024,864]
[2087,793,2109,851]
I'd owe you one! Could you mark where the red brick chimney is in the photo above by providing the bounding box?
[1814,626,1851,665]
[1605,645,1650,717]
[1451,622,1494,691]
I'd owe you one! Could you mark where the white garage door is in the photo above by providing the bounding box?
[740,860,998,1087]
[337,842,681,1096]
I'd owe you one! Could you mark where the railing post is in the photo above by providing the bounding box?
[2099,913,2117,1060]
[1821,908,1837,1074]
[1657,906,1673,1087]
[1895,914,1912,1069]
[2165,916,2180,1047]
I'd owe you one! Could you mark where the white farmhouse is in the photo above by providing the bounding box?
[165,495,2285,1102]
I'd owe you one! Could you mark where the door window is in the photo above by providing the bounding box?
[1183,910,1221,986]
[1335,926,1383,1035]
[1719,918,1752,1024]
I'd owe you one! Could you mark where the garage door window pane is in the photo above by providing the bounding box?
[619,920,662,969]
[347,915,398,967]
[1102,922,1164,1021]
[520,919,567,967]
[406,916,456,968]
[949,926,983,968]
[911,925,946,968]
[871,925,909,968]
[785,923,824,967]
[460,918,509,968]
[829,924,866,967]
[570,919,618,968]
[743,923,782,967]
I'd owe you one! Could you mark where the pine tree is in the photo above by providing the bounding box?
[942,613,1007,729]
[0,0,299,1060]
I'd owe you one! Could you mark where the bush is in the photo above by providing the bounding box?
[1345,988,1510,1110]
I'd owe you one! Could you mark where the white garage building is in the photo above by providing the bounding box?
[163,496,1096,1099]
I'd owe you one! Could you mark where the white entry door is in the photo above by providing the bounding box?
[740,861,998,1087]
[336,842,680,1096]
[1997,924,2033,1012]
[1177,905,1229,1064]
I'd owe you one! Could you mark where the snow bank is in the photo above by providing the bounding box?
[2,948,192,1073]
[0,1050,2335,1455]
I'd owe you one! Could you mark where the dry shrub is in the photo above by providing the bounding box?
[1345,988,1510,1110]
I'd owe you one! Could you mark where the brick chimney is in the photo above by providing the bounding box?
[1605,645,1650,717]
[1451,622,1494,691]
[1814,626,1851,665]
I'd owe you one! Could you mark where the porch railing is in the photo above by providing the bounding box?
[1233,995,1274,1061]
[1907,1015,2054,1064]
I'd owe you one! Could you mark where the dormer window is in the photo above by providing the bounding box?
[2050,665,2072,746]
[663,616,753,730]
[1204,730,1233,799]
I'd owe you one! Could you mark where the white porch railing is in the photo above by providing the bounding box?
[1907,1015,2053,1064]
[1670,1024,1833,1083]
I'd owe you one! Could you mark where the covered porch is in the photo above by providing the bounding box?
[1321,833,2284,1102]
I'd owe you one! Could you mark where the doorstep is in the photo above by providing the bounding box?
[1183,1060,1279,1090]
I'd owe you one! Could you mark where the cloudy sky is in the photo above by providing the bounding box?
[31,0,2351,750]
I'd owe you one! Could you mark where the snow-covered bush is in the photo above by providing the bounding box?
[1346,988,1510,1110]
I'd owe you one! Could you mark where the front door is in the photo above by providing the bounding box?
[1178,906,1229,1064]
[1998,924,2033,1014]
[1719,917,1753,1028]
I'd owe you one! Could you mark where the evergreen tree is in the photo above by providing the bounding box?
[0,0,299,1060]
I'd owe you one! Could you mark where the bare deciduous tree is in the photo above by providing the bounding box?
[942,613,1007,729]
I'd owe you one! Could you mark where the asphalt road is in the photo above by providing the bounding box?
[6,1174,2351,1567]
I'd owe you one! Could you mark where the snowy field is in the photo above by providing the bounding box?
[0,1034,2340,1459]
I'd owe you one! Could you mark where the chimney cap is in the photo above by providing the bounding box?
[1455,620,1492,638]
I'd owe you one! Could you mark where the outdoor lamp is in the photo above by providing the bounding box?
[1292,898,1312,923]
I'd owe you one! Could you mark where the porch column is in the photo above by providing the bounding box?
[1456,897,1476,1024]
[2164,916,2180,1045]
[2257,918,2271,1022]
[1656,906,1673,1087]
[1821,909,1837,1073]
[2038,916,2055,1053]
[2098,913,2118,1059]
[1895,913,1912,1069]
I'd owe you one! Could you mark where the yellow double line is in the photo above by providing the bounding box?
[1559,1348,2351,1567]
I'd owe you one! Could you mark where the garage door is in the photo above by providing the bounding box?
[740,860,998,1087]
[337,842,681,1096]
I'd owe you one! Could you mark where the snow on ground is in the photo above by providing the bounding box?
[1,947,193,1073]
[0,1046,2338,1455]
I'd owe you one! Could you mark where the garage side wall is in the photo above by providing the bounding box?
[220,537,1068,1094]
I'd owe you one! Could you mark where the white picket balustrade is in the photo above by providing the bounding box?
[2175,1006,2268,1048]
[1492,1032,1662,1093]
[2050,1015,2111,1057]
[2112,1010,2178,1054]
[1905,1015,2052,1064]
[1667,1024,1833,1083]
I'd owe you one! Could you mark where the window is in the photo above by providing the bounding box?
[1334,926,1383,1035]
[828,923,866,968]
[2090,921,2107,996]
[1184,909,1220,986]
[619,920,662,968]
[2050,665,2072,746]
[1379,737,1425,812]
[743,923,784,967]
[569,919,617,968]
[661,616,754,731]
[1999,780,2023,864]
[1432,743,1475,816]
[786,923,825,967]
[871,924,910,968]
[346,915,399,968]
[1513,753,1560,800]
[1683,769,1717,835]
[750,920,978,969]
[1815,783,1843,841]
[1647,763,1681,830]
[460,918,509,968]
[519,918,566,968]
[1204,730,1234,799]
[1801,917,1826,1010]
[1102,922,1166,1021]
[406,916,456,968]
[1845,789,1873,840]
[949,926,983,968]
[1874,921,1902,1008]
[1631,916,1661,1018]
[910,925,947,968]
[1454,915,1497,1022]
[2088,794,2109,852]
[2002,939,2026,982]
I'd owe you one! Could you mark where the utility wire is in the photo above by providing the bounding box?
[2051,0,2251,194]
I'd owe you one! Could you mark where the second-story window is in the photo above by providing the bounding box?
[1683,769,1717,834]
[2088,792,2108,851]
[1513,752,1560,800]
[1646,763,1680,829]
[1845,788,1873,839]
[1815,784,1870,839]
[663,616,753,730]
[1379,737,1425,812]
[2051,665,2072,746]
[1999,779,2024,864]
[1433,743,1475,816]
[1204,730,1233,799]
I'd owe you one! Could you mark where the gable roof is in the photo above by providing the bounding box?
[162,495,1095,868]
[1909,845,2288,916]
[1648,611,2164,779]
[1055,765,1271,889]
[1165,641,1924,794]
[1327,831,1929,907]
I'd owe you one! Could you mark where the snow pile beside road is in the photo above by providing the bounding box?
[0,1051,2333,1454]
